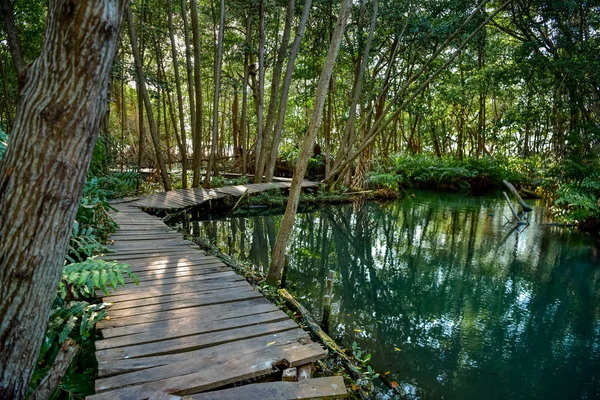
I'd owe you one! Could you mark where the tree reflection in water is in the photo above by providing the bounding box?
[181,190,600,399]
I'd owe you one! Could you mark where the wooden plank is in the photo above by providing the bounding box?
[97,328,312,377]
[102,250,203,261]
[185,377,347,400]
[127,264,230,282]
[111,255,220,267]
[103,271,246,303]
[91,334,325,398]
[104,284,259,312]
[97,298,276,331]
[95,310,291,355]
[100,300,279,339]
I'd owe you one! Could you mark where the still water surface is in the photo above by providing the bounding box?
[179,191,600,399]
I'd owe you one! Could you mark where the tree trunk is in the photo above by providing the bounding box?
[204,0,224,186]
[333,0,378,174]
[264,0,313,182]
[190,0,203,187]
[253,0,265,183]
[255,0,295,182]
[0,0,127,397]
[240,11,251,176]
[0,0,25,78]
[127,7,171,191]
[168,0,188,188]
[266,0,351,285]
[181,0,197,186]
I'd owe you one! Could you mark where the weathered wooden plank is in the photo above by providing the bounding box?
[127,264,230,282]
[97,298,275,330]
[102,250,203,261]
[111,255,220,267]
[103,271,251,303]
[97,328,312,377]
[95,320,301,388]
[104,285,258,312]
[91,335,325,398]
[185,376,347,400]
[96,310,291,355]
[104,287,255,318]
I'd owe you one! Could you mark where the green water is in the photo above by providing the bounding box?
[180,191,600,399]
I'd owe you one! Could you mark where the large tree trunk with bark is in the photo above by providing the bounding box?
[266,0,351,285]
[0,0,128,397]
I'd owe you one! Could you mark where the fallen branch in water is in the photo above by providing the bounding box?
[503,180,533,212]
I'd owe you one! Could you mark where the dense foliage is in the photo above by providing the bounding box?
[2,0,597,230]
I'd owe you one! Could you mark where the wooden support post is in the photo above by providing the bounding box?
[320,270,334,333]
[282,367,298,382]
[298,364,313,381]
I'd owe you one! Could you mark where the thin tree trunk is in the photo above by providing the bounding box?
[127,7,171,190]
[334,0,378,173]
[253,0,265,182]
[168,0,188,187]
[181,0,197,186]
[190,0,203,187]
[266,0,351,285]
[255,0,295,182]
[204,0,224,186]
[264,0,312,182]
[0,0,127,396]
[0,0,24,78]
[240,11,251,175]
[325,0,508,183]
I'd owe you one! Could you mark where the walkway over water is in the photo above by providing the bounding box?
[130,181,320,211]
[87,201,345,399]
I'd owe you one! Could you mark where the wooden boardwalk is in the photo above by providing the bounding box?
[88,202,345,400]
[131,181,320,211]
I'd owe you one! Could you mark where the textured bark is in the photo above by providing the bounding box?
[264,0,312,182]
[267,0,351,285]
[28,339,78,400]
[190,0,203,187]
[204,0,224,187]
[168,0,188,188]
[127,8,171,191]
[0,0,128,397]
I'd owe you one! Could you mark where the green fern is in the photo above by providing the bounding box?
[59,259,138,299]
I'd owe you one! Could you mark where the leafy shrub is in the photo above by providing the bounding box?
[543,159,600,228]
[31,259,136,398]
[367,153,528,191]
[250,188,287,206]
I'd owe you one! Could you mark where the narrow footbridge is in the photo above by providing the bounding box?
[130,180,320,211]
[87,197,345,399]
